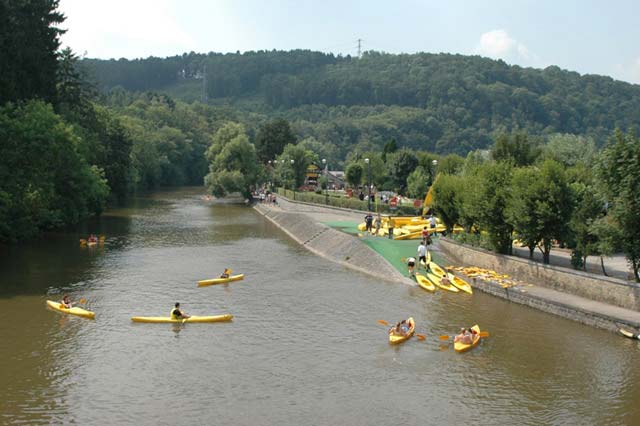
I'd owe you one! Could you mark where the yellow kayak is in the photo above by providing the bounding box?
[619,328,640,340]
[131,314,233,323]
[454,325,481,353]
[198,274,244,287]
[426,271,459,293]
[415,273,436,292]
[46,300,95,319]
[428,261,447,278]
[448,272,473,294]
[389,317,415,344]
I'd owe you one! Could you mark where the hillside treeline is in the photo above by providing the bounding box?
[84,50,640,154]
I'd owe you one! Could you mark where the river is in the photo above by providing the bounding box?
[1,187,639,425]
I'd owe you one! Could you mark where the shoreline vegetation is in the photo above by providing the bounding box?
[1,2,638,284]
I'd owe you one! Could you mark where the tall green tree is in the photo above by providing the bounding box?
[382,138,398,162]
[569,180,604,270]
[0,0,64,104]
[345,163,364,188]
[431,174,464,233]
[597,129,640,281]
[506,160,573,263]
[278,143,317,188]
[387,149,418,194]
[255,118,296,163]
[491,131,537,167]
[463,161,514,254]
[406,166,430,200]
[0,101,108,242]
[204,122,258,199]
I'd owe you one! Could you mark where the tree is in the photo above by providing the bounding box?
[204,122,258,199]
[568,180,604,270]
[0,0,65,104]
[387,149,418,194]
[431,174,464,233]
[505,167,540,259]
[382,138,398,162]
[542,134,597,167]
[0,101,108,242]
[597,129,640,281]
[406,166,430,200]
[255,119,296,163]
[491,131,537,167]
[345,163,364,188]
[506,160,573,264]
[463,161,514,254]
[278,143,317,188]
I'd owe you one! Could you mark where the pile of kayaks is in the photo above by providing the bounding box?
[415,252,473,295]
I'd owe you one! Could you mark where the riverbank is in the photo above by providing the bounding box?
[256,195,640,335]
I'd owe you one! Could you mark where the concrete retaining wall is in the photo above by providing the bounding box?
[254,204,406,283]
[440,238,640,311]
[466,275,640,332]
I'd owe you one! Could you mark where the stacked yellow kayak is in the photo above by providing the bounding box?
[415,273,435,292]
[46,300,95,319]
[448,273,473,294]
[426,271,459,292]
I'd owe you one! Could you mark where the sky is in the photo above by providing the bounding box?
[58,0,640,84]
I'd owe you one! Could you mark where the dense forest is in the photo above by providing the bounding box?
[84,50,640,155]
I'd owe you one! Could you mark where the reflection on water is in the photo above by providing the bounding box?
[1,187,640,425]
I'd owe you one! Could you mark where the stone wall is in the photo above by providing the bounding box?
[440,238,640,311]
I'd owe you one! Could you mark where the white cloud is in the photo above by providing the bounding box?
[476,29,534,65]
[59,0,194,58]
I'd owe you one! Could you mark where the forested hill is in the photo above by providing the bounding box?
[83,50,640,154]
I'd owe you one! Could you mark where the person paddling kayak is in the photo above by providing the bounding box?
[454,328,477,345]
[170,303,190,320]
[390,319,411,336]
[220,268,232,278]
[61,295,73,309]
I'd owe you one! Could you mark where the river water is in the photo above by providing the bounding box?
[1,187,639,425]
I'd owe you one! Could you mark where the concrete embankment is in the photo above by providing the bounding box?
[255,196,640,335]
[254,203,408,284]
[440,238,640,333]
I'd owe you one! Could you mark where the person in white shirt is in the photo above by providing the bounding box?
[417,242,427,267]
[407,257,416,277]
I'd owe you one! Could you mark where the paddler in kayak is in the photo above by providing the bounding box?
[220,268,232,278]
[170,303,190,320]
[88,234,98,243]
[390,319,411,336]
[61,295,73,309]
[454,328,476,345]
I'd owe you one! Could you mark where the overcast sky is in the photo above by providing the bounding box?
[58,0,640,84]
